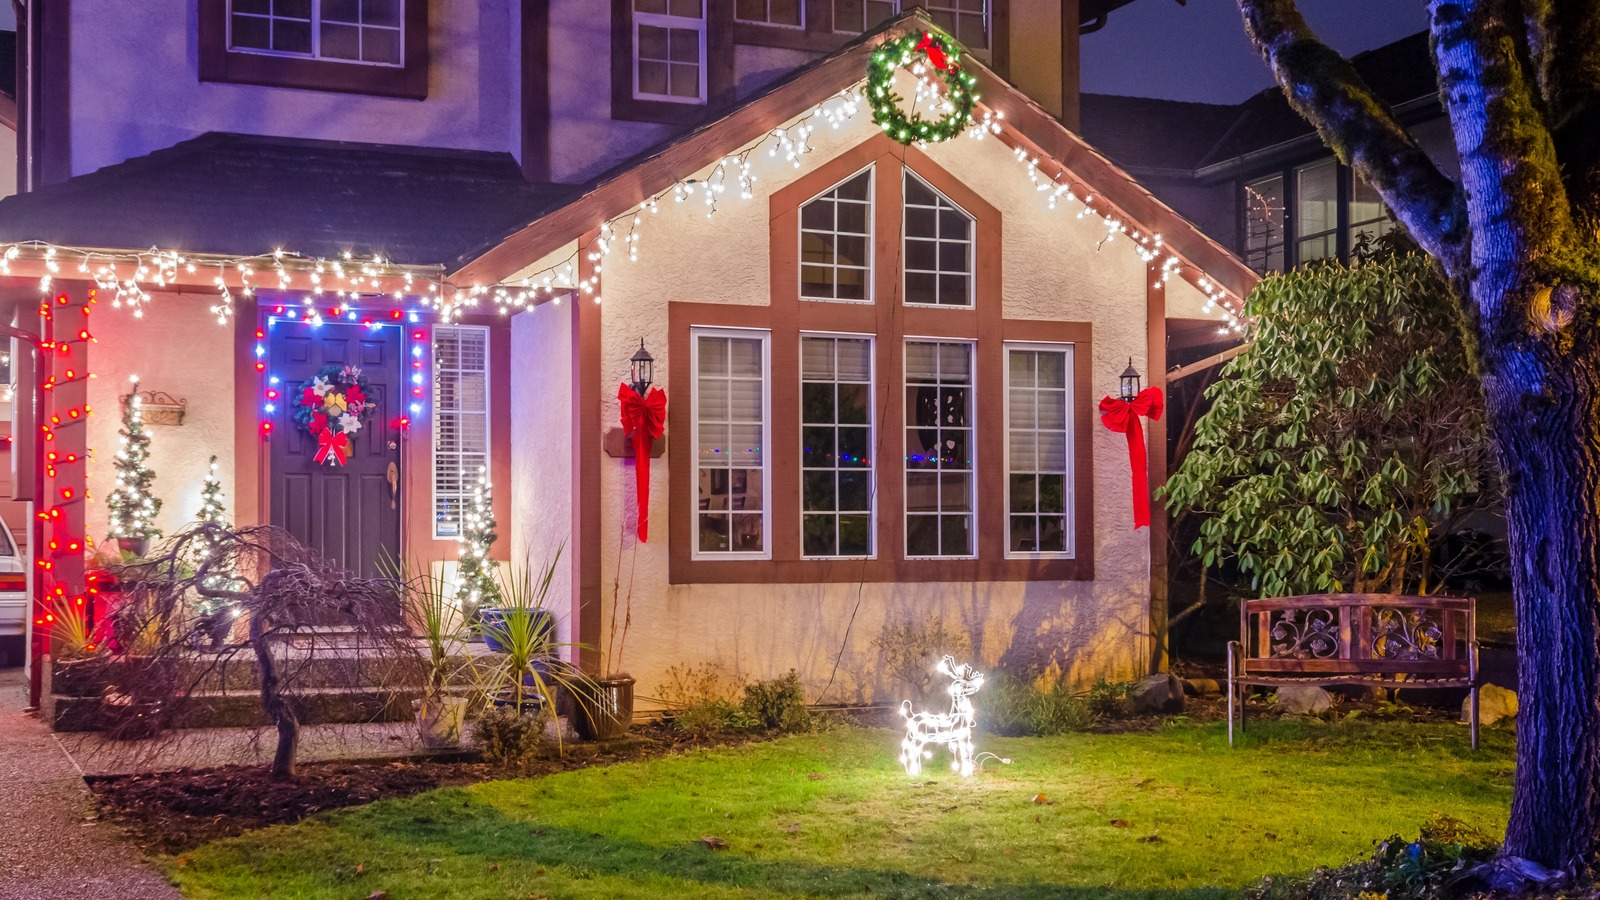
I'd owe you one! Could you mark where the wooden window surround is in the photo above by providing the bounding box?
[613,0,736,124]
[199,0,430,99]
[733,1,1010,77]
[668,133,1093,584]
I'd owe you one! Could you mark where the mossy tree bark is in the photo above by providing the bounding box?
[1237,0,1600,869]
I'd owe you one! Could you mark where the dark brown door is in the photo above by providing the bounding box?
[269,322,402,578]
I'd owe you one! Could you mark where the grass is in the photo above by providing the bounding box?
[167,720,1512,899]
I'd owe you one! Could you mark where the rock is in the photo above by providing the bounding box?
[1125,674,1185,715]
[1275,685,1333,716]
[1183,677,1221,696]
[1465,683,1518,726]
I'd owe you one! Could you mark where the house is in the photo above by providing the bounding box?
[0,0,1254,708]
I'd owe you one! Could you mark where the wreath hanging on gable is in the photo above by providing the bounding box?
[293,364,375,466]
[867,31,978,146]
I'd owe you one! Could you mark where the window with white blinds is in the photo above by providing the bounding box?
[693,328,770,557]
[433,325,490,538]
[1005,344,1073,557]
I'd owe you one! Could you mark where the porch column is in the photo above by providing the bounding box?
[572,234,602,673]
[36,288,91,682]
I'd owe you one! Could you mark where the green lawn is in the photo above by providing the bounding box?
[168,721,1512,899]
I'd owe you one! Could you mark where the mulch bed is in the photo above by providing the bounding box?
[89,720,761,855]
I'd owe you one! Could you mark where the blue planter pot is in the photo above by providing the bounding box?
[478,608,555,652]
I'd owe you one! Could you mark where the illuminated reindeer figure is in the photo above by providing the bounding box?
[900,655,985,778]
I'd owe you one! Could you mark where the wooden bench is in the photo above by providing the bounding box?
[1227,593,1479,748]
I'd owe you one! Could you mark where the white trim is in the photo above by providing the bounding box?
[632,7,708,105]
[690,326,773,560]
[431,324,492,541]
[902,336,977,559]
[902,169,976,309]
[798,164,876,305]
[226,0,406,68]
[1002,341,1076,560]
[798,331,877,559]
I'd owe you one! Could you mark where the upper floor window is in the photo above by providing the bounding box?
[201,0,429,98]
[633,0,707,104]
[736,0,803,27]
[833,0,989,50]
[904,170,974,307]
[433,326,490,538]
[1243,174,1285,274]
[800,168,873,302]
[230,0,403,66]
[1348,177,1395,251]
[1242,158,1399,273]
[1295,159,1338,264]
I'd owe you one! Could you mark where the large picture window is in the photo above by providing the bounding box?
[432,326,490,538]
[800,168,873,302]
[693,328,770,557]
[1005,344,1073,557]
[905,340,974,557]
[633,0,707,104]
[904,170,974,307]
[801,335,874,557]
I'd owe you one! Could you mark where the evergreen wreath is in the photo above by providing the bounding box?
[293,364,376,466]
[867,31,978,146]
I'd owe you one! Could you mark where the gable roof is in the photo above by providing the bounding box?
[1080,31,1437,177]
[0,132,579,266]
[452,11,1257,302]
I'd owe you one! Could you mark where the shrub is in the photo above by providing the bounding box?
[742,670,813,733]
[1087,678,1131,719]
[473,705,549,771]
[1248,814,1498,900]
[978,671,1095,736]
[660,663,755,736]
[875,617,972,703]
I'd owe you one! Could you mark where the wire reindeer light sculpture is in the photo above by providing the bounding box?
[899,655,985,778]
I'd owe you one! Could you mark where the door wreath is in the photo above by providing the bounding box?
[293,364,375,466]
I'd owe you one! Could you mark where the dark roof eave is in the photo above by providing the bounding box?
[1192,93,1445,182]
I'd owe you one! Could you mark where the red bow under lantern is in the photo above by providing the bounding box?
[914,32,956,72]
[618,383,668,542]
[1099,388,1164,529]
[313,427,351,466]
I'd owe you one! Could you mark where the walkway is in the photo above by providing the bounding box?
[0,668,179,899]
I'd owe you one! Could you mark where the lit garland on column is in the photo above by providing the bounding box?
[105,375,161,543]
[455,466,500,612]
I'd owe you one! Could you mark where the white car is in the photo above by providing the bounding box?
[0,518,26,642]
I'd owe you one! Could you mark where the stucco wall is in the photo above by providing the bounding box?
[68,0,517,177]
[509,300,576,649]
[85,293,237,546]
[547,0,672,184]
[573,102,1159,705]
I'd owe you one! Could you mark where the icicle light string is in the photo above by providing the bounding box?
[0,74,1245,328]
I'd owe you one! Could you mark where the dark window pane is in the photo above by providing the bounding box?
[802,426,835,467]
[838,426,868,468]
[231,14,271,49]
[801,200,832,231]
[320,22,361,59]
[1010,474,1036,513]
[732,514,763,552]
[838,470,870,510]
[905,271,938,305]
[636,0,668,13]
[637,24,670,59]
[907,515,939,556]
[668,0,702,15]
[837,171,871,201]
[669,63,700,98]
[736,0,766,19]
[233,0,271,14]
[1038,517,1067,553]
[905,472,938,512]
[941,515,971,555]
[834,235,867,267]
[637,60,669,96]
[803,514,836,557]
[838,514,871,555]
[939,274,970,305]
[1011,516,1037,553]
[837,200,867,233]
[1038,474,1065,513]
[836,383,868,424]
[669,28,700,62]
[699,513,729,552]
[277,0,312,18]
[802,383,834,424]
[905,176,938,208]
[730,468,762,511]
[834,0,864,30]
[803,471,836,511]
[362,0,402,26]
[800,264,834,293]
[324,0,360,22]
[273,19,312,53]
[905,205,938,239]
[939,208,969,238]
[939,241,969,272]
[905,239,937,271]
[835,276,866,301]
[364,27,401,64]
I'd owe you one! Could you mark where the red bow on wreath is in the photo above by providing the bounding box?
[1099,388,1164,529]
[914,32,957,72]
[618,383,668,542]
[313,426,351,466]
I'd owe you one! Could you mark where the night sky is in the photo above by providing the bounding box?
[1080,0,1430,104]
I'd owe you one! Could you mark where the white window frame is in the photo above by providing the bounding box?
[902,170,976,309]
[902,337,977,560]
[691,326,773,560]
[1002,341,1075,560]
[227,0,406,68]
[833,1,990,50]
[432,324,491,540]
[734,0,805,28]
[799,165,875,305]
[799,331,877,559]
[633,4,708,105]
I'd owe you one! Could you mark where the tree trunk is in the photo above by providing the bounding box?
[249,610,299,781]
[1482,338,1600,868]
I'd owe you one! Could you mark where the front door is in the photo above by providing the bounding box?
[269,321,403,577]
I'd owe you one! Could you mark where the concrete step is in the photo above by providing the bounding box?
[48,683,482,732]
[47,648,504,697]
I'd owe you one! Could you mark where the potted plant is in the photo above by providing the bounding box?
[106,378,162,557]
[477,545,591,750]
[387,557,471,749]
[573,539,639,741]
[44,594,106,698]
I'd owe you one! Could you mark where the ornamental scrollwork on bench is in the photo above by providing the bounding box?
[1372,607,1442,660]
[1269,608,1341,660]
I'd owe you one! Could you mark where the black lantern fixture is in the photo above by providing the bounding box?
[629,339,655,397]
[1119,357,1142,401]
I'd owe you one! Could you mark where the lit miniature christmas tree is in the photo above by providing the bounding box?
[106,376,162,546]
[455,466,500,613]
[194,455,235,618]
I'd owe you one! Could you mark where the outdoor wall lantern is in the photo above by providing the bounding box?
[629,339,655,398]
[1119,357,1142,402]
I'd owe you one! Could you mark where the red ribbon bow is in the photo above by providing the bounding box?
[1099,388,1164,529]
[618,383,668,542]
[914,32,956,72]
[313,427,351,466]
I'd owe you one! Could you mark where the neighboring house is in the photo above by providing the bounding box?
[1080,32,1455,278]
[0,1,1254,704]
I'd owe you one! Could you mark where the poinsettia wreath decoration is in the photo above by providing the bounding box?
[867,31,978,146]
[293,364,375,466]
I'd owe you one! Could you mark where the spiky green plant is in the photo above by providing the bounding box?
[478,543,591,749]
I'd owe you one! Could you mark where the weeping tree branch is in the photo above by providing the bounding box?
[1237,0,1469,271]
